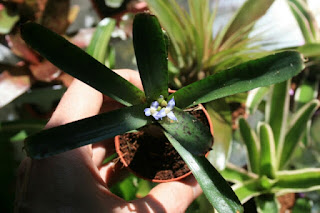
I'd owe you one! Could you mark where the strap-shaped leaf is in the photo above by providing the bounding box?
[246,87,270,114]
[20,22,145,106]
[164,132,243,213]
[133,13,168,101]
[288,0,318,43]
[279,99,319,168]
[205,100,232,171]
[86,18,116,63]
[272,168,320,194]
[239,118,260,174]
[25,104,149,159]
[297,43,320,57]
[221,163,257,184]
[218,0,275,45]
[160,107,212,155]
[258,122,277,179]
[255,194,279,213]
[171,51,304,109]
[266,80,290,154]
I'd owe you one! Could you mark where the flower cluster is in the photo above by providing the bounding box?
[144,95,177,121]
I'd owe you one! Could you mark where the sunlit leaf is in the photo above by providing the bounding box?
[133,13,168,101]
[171,51,304,109]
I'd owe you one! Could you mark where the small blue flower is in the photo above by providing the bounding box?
[144,101,159,119]
[144,96,177,121]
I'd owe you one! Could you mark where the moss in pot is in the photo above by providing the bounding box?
[21,12,305,213]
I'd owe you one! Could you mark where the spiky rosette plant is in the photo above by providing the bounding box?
[21,13,304,213]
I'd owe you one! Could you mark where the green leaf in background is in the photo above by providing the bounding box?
[86,18,116,64]
[133,13,168,101]
[273,168,320,194]
[218,0,275,45]
[20,22,145,106]
[164,132,243,213]
[297,43,320,57]
[292,198,312,213]
[221,163,258,184]
[160,107,213,155]
[25,104,149,159]
[258,123,277,179]
[239,118,260,174]
[265,80,290,151]
[110,174,139,201]
[205,100,232,171]
[294,79,318,111]
[172,51,305,109]
[288,0,318,43]
[255,194,279,213]
[0,6,19,34]
[246,87,270,114]
[279,99,320,169]
[232,178,265,204]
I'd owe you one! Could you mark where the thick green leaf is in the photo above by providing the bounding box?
[258,123,277,179]
[205,100,232,171]
[160,107,212,155]
[219,0,275,45]
[221,163,257,184]
[272,168,320,194]
[255,194,279,213]
[246,87,270,114]
[279,99,319,168]
[86,18,116,64]
[239,118,260,174]
[20,22,145,106]
[164,132,243,213]
[133,13,168,101]
[265,80,290,151]
[25,104,149,159]
[171,51,305,109]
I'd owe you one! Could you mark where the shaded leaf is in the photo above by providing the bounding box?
[171,51,304,109]
[205,100,232,170]
[164,132,243,213]
[20,22,145,106]
[255,194,279,213]
[133,13,168,101]
[279,99,319,168]
[239,118,260,174]
[25,104,149,159]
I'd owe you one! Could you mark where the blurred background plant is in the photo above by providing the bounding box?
[2,0,320,212]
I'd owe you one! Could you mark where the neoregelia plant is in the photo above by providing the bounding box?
[21,13,304,213]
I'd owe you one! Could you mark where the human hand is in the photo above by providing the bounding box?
[15,69,202,213]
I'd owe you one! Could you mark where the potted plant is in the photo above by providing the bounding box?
[21,13,304,212]
[221,79,320,212]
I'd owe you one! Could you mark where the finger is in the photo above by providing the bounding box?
[46,79,103,128]
[113,69,143,91]
[132,176,202,213]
